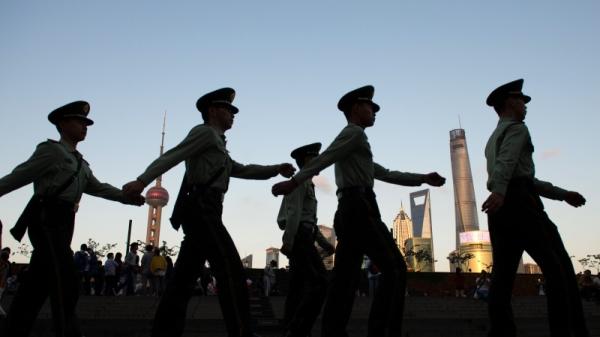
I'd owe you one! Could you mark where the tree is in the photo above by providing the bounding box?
[85,238,117,258]
[14,243,33,259]
[447,251,475,270]
[159,241,179,257]
[579,254,600,273]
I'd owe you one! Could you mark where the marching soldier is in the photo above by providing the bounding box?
[481,79,589,337]
[277,142,335,337]
[0,101,144,337]
[122,87,295,337]
[272,85,446,337]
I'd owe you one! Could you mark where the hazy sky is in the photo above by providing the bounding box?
[1,1,598,271]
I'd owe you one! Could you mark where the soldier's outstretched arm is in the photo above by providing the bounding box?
[86,173,144,206]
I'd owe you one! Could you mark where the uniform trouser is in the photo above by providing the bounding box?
[283,224,328,337]
[487,180,589,337]
[4,201,81,337]
[151,190,254,337]
[322,189,407,337]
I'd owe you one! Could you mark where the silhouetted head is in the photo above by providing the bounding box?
[487,79,530,121]
[196,88,238,131]
[290,142,322,168]
[338,85,380,128]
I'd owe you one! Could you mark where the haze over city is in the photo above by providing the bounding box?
[1,1,598,271]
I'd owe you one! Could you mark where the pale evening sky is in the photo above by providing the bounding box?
[1,1,598,271]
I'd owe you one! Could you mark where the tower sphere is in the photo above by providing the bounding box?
[145,186,169,207]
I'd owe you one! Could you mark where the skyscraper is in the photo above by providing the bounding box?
[392,203,413,252]
[410,189,433,238]
[449,128,494,273]
[408,189,435,271]
[449,129,480,247]
[145,115,169,247]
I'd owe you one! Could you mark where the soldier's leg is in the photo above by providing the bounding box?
[285,225,328,337]
[42,228,82,337]
[487,210,524,337]
[205,218,255,337]
[321,208,364,337]
[151,234,206,337]
[525,210,589,337]
[363,217,407,337]
[4,249,50,337]
[283,256,304,329]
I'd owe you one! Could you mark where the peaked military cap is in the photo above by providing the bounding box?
[486,79,531,107]
[48,100,94,126]
[196,87,239,114]
[290,142,322,160]
[337,85,380,113]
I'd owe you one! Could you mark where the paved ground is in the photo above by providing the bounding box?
[1,295,599,336]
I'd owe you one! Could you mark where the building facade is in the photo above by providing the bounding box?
[266,247,280,268]
[408,189,435,271]
[392,204,413,253]
[405,237,435,272]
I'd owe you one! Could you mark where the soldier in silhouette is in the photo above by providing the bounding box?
[277,142,335,337]
[272,85,445,337]
[123,87,295,337]
[0,101,144,337]
[482,79,589,337]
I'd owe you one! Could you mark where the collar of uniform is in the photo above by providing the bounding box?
[498,116,520,124]
[58,138,77,152]
[203,124,227,146]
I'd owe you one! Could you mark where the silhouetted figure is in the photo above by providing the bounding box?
[277,143,334,337]
[272,85,445,337]
[104,252,118,296]
[0,101,144,337]
[123,87,295,337]
[454,267,466,298]
[481,79,589,337]
[263,260,278,297]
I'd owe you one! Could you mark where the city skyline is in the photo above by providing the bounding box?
[1,2,598,272]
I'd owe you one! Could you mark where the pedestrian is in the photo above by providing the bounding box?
[263,260,277,297]
[474,270,491,301]
[150,247,167,296]
[454,267,466,298]
[123,87,295,337]
[0,100,144,336]
[73,243,90,295]
[481,79,589,337]
[277,142,335,337]
[104,252,118,296]
[272,85,445,337]
[123,242,139,295]
[140,244,154,295]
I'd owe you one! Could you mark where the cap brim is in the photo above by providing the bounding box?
[371,102,380,112]
[63,115,94,125]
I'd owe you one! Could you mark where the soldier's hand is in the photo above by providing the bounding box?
[278,163,296,178]
[482,192,504,213]
[272,179,299,196]
[424,172,446,187]
[122,180,145,197]
[124,194,145,206]
[564,191,586,208]
[323,242,335,257]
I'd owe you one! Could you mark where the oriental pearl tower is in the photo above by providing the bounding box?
[145,114,170,247]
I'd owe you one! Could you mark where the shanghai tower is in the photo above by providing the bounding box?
[449,129,480,248]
